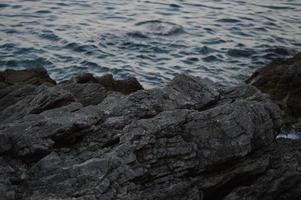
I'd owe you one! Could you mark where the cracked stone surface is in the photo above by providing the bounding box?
[0,68,300,200]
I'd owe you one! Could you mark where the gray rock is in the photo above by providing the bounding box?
[223,140,301,200]
[63,73,143,95]
[99,74,220,129]
[0,68,299,200]
[0,85,75,123]
[247,52,301,120]
[57,83,109,106]
[0,68,56,86]
[0,103,103,161]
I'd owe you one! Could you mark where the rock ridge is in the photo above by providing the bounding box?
[0,61,300,200]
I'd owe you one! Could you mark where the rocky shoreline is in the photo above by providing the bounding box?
[0,53,301,200]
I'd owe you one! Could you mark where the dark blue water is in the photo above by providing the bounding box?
[1,0,301,87]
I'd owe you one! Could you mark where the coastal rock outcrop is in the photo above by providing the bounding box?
[0,68,56,86]
[247,52,301,119]
[64,73,143,94]
[0,67,300,200]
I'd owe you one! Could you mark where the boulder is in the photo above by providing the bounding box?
[96,74,143,95]
[65,73,143,94]
[247,52,301,119]
[0,68,56,86]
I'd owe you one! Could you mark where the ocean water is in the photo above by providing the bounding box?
[0,0,301,87]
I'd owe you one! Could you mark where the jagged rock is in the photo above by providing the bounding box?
[65,73,143,94]
[0,85,75,123]
[0,84,36,112]
[247,52,301,119]
[99,74,220,129]
[68,73,98,84]
[57,83,109,106]
[223,139,301,200]
[0,68,56,86]
[0,158,17,200]
[96,74,143,95]
[0,68,300,200]
[0,103,103,162]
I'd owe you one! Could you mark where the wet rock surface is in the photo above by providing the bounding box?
[0,68,300,200]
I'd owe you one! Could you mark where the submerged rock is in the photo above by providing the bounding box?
[0,68,300,200]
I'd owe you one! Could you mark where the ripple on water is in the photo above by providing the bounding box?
[169,4,181,8]
[133,20,185,37]
[202,55,222,62]
[216,18,241,23]
[126,31,150,39]
[263,46,294,56]
[0,43,17,50]
[182,57,199,65]
[0,3,9,8]
[0,57,54,69]
[39,30,64,42]
[64,42,100,55]
[35,10,52,14]
[193,46,217,55]
[254,3,295,10]
[227,48,257,58]
[203,38,227,45]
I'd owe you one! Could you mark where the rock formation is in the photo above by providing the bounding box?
[247,52,301,121]
[0,64,300,200]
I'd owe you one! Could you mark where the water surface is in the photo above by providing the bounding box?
[0,0,301,87]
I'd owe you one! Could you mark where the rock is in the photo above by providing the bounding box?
[0,158,17,200]
[0,103,103,162]
[99,74,220,129]
[65,73,143,95]
[0,68,56,86]
[57,83,109,106]
[69,73,99,84]
[247,52,301,119]
[0,68,300,200]
[0,84,36,112]
[165,74,220,110]
[98,75,143,95]
[223,139,301,200]
[0,85,75,123]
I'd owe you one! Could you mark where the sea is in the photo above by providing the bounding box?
[0,0,301,87]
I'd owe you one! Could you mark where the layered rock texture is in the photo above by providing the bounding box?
[0,62,301,200]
